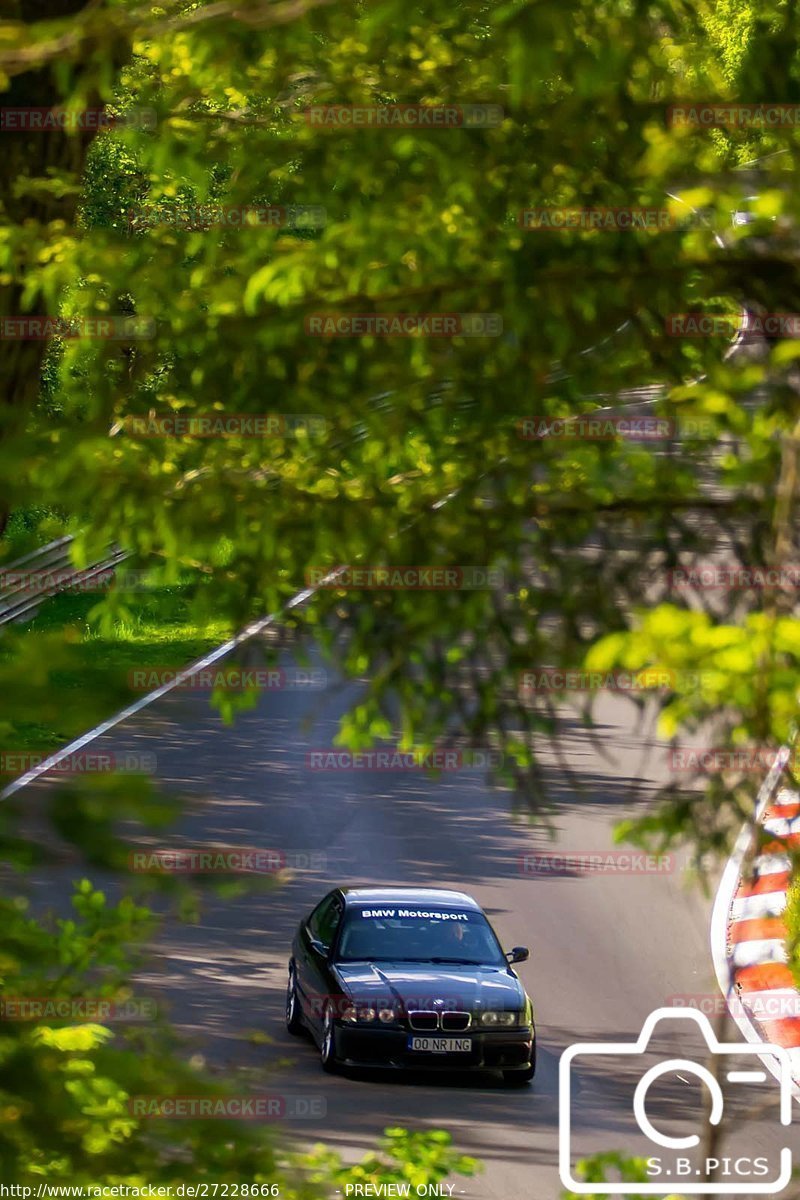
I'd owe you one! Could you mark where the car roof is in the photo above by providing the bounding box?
[339,886,481,910]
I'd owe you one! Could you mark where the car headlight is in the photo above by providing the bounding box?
[480,1010,521,1026]
[341,1003,382,1023]
[378,1007,396,1023]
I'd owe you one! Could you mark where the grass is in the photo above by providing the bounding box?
[0,579,234,759]
[786,872,800,994]
[0,507,72,562]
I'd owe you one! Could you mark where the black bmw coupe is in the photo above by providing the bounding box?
[286,886,536,1084]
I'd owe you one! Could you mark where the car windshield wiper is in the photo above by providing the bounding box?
[422,957,487,965]
[339,956,427,963]
[338,956,491,965]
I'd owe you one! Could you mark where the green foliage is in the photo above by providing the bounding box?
[562,1151,685,1198]
[3,0,800,814]
[304,1128,480,1192]
[3,0,800,1187]
[785,873,800,993]
[0,880,469,1192]
[587,607,800,745]
[587,608,800,854]
[0,509,72,560]
[0,578,233,757]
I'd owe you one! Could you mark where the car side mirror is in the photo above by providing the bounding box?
[309,938,330,958]
[506,946,529,964]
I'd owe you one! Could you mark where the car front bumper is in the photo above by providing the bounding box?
[332,1023,535,1071]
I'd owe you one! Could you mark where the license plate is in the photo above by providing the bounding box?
[408,1036,472,1053]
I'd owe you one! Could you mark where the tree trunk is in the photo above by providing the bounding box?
[0,0,128,532]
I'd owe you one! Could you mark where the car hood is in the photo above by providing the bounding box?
[334,961,526,1011]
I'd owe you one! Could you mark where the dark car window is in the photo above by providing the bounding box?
[308,893,343,948]
[336,906,505,964]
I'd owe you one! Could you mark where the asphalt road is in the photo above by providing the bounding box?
[17,654,795,1199]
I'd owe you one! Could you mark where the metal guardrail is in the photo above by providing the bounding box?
[0,535,129,627]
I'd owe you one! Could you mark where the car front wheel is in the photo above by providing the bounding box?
[320,1006,340,1073]
[285,964,304,1035]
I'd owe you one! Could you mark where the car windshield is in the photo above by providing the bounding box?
[336,906,506,965]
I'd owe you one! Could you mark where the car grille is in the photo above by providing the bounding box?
[407,1010,471,1031]
[408,1011,438,1031]
[441,1011,470,1031]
